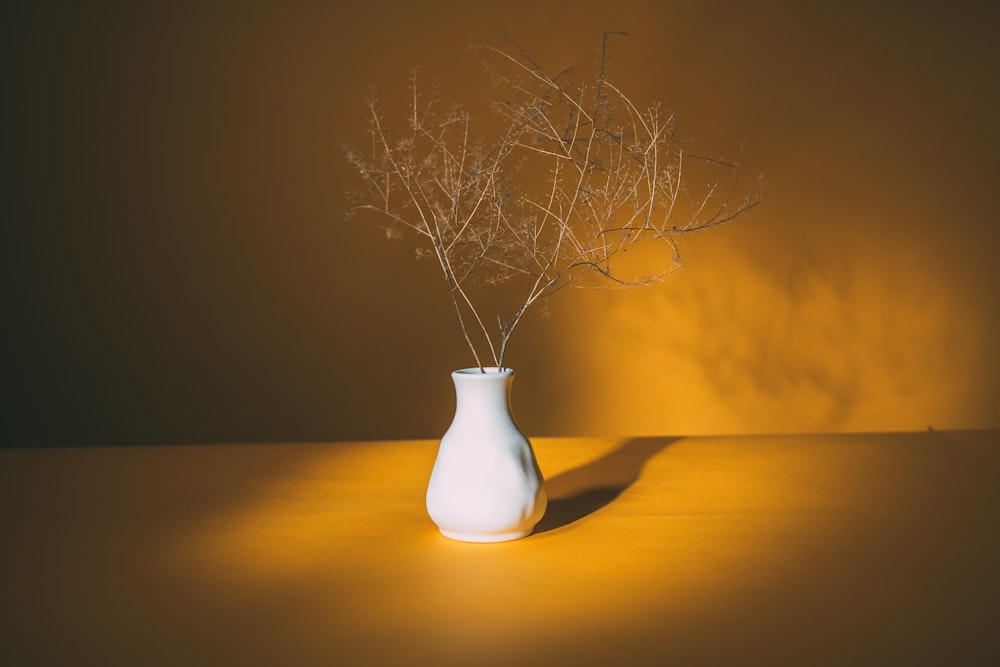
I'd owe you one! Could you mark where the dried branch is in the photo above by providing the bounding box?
[343,33,760,370]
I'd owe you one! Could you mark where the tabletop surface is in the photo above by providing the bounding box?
[2,430,998,666]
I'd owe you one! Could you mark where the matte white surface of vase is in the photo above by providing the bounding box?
[426,368,547,543]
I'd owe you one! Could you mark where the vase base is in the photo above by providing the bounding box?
[439,528,532,543]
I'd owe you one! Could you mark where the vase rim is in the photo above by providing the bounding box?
[453,366,513,377]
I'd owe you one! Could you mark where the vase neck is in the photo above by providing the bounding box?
[451,369,516,426]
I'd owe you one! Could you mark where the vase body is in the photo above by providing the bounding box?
[426,367,547,542]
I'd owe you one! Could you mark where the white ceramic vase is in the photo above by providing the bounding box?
[426,367,547,542]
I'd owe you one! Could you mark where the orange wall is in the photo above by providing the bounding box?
[5,1,998,444]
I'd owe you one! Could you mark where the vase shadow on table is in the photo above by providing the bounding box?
[533,437,679,534]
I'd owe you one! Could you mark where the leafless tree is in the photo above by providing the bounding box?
[345,33,759,371]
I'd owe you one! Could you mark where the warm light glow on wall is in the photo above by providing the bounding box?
[535,224,996,436]
[5,1,997,444]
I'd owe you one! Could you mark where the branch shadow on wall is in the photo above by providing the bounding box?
[533,437,678,534]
